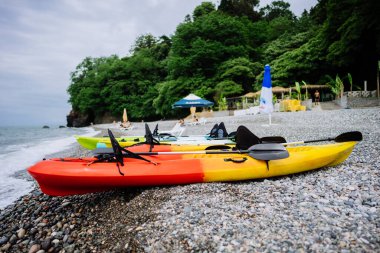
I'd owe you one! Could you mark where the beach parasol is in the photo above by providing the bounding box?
[259,65,274,125]
[172,94,214,108]
[122,108,128,123]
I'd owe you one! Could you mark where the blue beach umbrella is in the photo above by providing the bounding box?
[173,94,214,108]
[259,65,274,114]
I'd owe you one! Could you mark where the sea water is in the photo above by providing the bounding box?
[0,126,99,209]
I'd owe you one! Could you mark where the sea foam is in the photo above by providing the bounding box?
[0,127,99,209]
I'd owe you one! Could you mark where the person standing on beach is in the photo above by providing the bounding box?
[314,90,320,105]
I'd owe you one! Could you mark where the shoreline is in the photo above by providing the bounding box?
[1,108,379,252]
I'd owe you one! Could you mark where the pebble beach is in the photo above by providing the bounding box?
[0,107,379,252]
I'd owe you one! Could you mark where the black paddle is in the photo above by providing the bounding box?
[97,142,289,161]
[105,129,289,161]
[100,130,361,159]
[283,131,362,145]
[260,136,287,144]
[125,143,289,160]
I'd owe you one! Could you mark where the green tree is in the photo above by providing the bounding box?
[67,0,380,123]
[326,74,344,98]
[214,80,243,101]
[168,12,250,79]
[260,0,295,21]
[193,2,216,20]
[68,56,119,116]
[130,33,157,54]
[217,57,255,92]
[218,0,260,21]
[321,0,380,89]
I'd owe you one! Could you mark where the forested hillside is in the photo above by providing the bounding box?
[67,0,380,124]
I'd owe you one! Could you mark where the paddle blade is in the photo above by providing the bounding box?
[260,136,286,144]
[335,131,363,142]
[248,143,289,160]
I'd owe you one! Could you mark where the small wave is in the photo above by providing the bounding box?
[0,127,100,209]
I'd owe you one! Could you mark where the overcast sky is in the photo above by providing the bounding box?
[0,0,317,127]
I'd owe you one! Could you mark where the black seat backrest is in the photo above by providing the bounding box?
[216,122,228,138]
[235,126,261,150]
[144,123,153,143]
[209,123,219,137]
[228,131,237,141]
[153,124,159,136]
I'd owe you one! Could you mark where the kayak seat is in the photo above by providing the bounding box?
[159,123,186,137]
[210,122,228,139]
[209,123,219,137]
[228,131,237,141]
[235,126,261,150]
[216,122,228,138]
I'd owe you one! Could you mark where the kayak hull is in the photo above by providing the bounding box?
[28,142,357,196]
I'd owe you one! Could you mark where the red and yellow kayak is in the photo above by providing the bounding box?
[28,141,357,196]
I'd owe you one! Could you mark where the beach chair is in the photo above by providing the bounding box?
[159,123,185,136]
[247,106,259,115]
[187,117,207,126]
[198,117,207,125]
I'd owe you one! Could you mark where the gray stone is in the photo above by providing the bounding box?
[28,244,41,253]
[0,236,8,245]
[18,228,26,239]
[1,243,11,251]
[9,234,17,244]
[41,238,51,251]
[51,239,60,247]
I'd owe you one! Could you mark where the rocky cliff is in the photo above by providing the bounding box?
[66,110,93,127]
[67,110,118,127]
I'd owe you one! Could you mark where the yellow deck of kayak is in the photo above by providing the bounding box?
[75,136,146,150]
[188,141,357,181]
[75,136,234,151]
